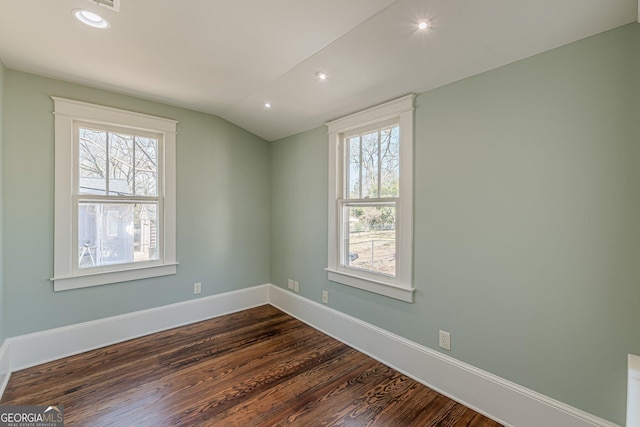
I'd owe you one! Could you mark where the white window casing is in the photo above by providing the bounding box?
[326,94,415,302]
[51,97,178,291]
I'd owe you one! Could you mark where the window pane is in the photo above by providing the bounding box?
[348,136,361,199]
[78,127,107,195]
[108,132,134,196]
[344,205,396,276]
[78,202,158,268]
[361,131,379,198]
[134,136,158,196]
[380,125,399,197]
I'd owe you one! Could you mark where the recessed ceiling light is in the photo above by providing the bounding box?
[316,71,328,81]
[264,102,272,109]
[418,20,430,30]
[73,9,110,29]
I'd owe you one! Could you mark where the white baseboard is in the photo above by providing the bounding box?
[628,354,640,427]
[0,282,620,427]
[0,339,10,398]
[267,284,619,427]
[6,284,269,373]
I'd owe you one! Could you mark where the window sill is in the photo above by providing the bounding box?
[51,262,178,291]
[325,268,414,303]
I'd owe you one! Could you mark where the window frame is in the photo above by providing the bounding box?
[51,97,178,291]
[326,94,415,302]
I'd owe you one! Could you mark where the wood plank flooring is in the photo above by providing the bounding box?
[1,305,502,426]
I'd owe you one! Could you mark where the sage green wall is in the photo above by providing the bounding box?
[270,23,640,425]
[0,61,5,343]
[3,70,271,337]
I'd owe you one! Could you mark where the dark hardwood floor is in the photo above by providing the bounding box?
[1,305,502,426]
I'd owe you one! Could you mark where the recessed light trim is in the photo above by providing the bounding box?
[418,20,430,30]
[316,71,328,81]
[264,102,273,109]
[73,9,110,29]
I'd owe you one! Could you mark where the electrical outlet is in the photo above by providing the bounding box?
[322,290,329,304]
[294,281,299,293]
[193,282,202,295]
[439,330,451,351]
[287,279,294,290]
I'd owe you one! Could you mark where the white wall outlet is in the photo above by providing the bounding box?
[287,279,294,290]
[439,330,451,351]
[322,290,329,304]
[193,282,202,295]
[294,280,299,293]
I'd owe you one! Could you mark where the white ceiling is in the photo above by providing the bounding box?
[0,0,637,141]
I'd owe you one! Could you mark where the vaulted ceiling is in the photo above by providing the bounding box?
[0,0,637,141]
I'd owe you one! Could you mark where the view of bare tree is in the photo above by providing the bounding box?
[78,127,157,196]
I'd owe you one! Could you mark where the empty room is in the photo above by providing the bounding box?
[0,0,639,426]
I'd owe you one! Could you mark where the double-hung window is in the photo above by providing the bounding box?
[52,98,178,291]
[326,95,414,302]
